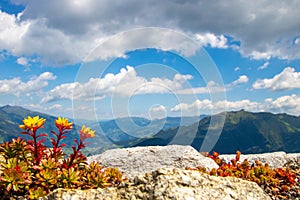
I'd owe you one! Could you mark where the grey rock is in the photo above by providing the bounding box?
[286,153,300,162]
[41,187,119,200]
[220,151,300,168]
[87,145,218,178]
[42,168,271,200]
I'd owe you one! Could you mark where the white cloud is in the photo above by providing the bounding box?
[176,81,225,95]
[0,78,21,94]
[170,94,300,116]
[0,10,30,53]
[234,67,240,71]
[0,72,56,96]
[24,103,62,112]
[150,105,167,113]
[170,99,259,114]
[264,94,300,115]
[194,33,228,48]
[85,28,200,62]
[170,99,213,113]
[42,66,248,104]
[252,67,300,91]
[0,10,97,65]
[22,103,75,118]
[16,57,30,66]
[215,99,259,111]
[0,1,300,64]
[149,105,167,119]
[247,51,273,60]
[41,66,194,103]
[258,61,269,70]
[230,75,249,86]
[177,75,248,95]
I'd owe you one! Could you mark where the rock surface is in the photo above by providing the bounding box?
[42,168,271,200]
[87,145,218,178]
[220,151,300,168]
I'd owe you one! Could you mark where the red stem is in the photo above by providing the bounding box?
[67,140,84,169]
[52,127,64,158]
[32,129,39,165]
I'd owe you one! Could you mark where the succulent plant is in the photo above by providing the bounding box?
[188,151,298,199]
[0,116,123,199]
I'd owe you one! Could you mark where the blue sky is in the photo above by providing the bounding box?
[0,0,300,120]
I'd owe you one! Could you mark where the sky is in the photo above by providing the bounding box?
[0,0,300,120]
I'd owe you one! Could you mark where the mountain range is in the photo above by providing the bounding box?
[134,110,300,153]
[0,105,300,154]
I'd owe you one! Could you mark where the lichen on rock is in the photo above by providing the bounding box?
[42,168,271,200]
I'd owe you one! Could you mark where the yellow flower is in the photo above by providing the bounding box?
[55,116,73,130]
[79,125,95,139]
[19,116,46,131]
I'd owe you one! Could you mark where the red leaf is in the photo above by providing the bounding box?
[51,131,59,137]
[74,139,79,146]
[72,146,76,152]
[37,138,46,147]
[37,133,48,138]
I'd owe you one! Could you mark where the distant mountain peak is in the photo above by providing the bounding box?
[0,105,31,114]
[0,104,12,109]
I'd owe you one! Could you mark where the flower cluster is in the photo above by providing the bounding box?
[55,116,73,131]
[0,116,123,199]
[19,116,46,131]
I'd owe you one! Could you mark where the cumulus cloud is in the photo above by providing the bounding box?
[252,67,300,91]
[230,75,249,86]
[170,99,213,113]
[41,66,194,103]
[0,72,56,96]
[16,57,30,66]
[85,28,201,61]
[258,61,269,70]
[42,65,248,103]
[0,0,300,64]
[264,94,300,115]
[0,10,98,65]
[194,33,228,48]
[170,94,300,116]
[149,105,167,119]
[150,105,167,113]
[247,51,273,60]
[0,10,30,53]
[170,99,259,114]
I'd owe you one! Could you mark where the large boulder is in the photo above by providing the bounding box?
[87,145,218,178]
[42,168,271,200]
